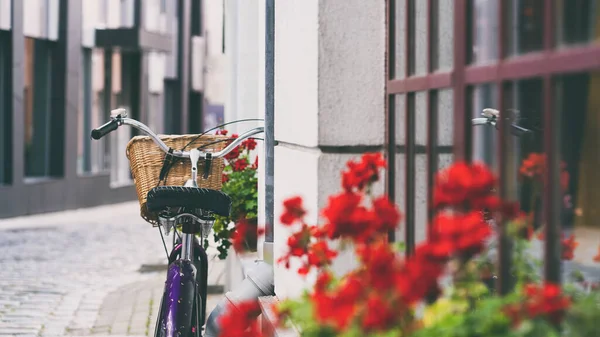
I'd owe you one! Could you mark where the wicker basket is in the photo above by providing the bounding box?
[126,134,229,225]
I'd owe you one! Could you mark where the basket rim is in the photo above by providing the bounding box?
[125,133,229,159]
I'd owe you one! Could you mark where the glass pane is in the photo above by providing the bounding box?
[395,155,406,243]
[23,0,60,40]
[395,94,406,146]
[394,0,407,79]
[504,0,545,56]
[414,0,428,75]
[471,83,499,171]
[555,0,600,47]
[501,79,544,284]
[503,79,544,205]
[469,0,499,64]
[78,49,110,175]
[0,0,10,30]
[438,153,454,170]
[0,31,9,184]
[395,94,406,242]
[556,72,600,284]
[24,38,55,179]
[437,88,454,147]
[415,154,428,245]
[434,0,454,71]
[415,92,427,146]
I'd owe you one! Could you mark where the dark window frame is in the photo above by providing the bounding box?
[386,0,600,291]
[0,30,11,185]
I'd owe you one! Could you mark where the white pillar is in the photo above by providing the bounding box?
[273,0,386,299]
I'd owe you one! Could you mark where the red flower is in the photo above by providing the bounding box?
[504,283,571,327]
[312,275,363,330]
[306,241,338,270]
[433,161,498,210]
[218,300,263,337]
[224,134,241,161]
[361,294,401,332]
[242,138,257,151]
[519,153,546,179]
[222,174,229,184]
[427,211,492,259]
[342,153,387,192]
[225,146,241,161]
[394,253,443,304]
[251,156,258,169]
[231,218,265,254]
[594,244,600,263]
[519,153,570,191]
[561,234,578,260]
[372,196,402,233]
[216,129,228,136]
[522,283,571,324]
[280,196,306,225]
[232,159,249,172]
[322,192,377,242]
[356,242,399,290]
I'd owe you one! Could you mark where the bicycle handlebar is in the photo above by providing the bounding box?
[472,108,532,136]
[90,109,264,159]
[91,119,119,140]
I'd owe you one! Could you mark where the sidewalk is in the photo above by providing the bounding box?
[85,274,222,337]
[0,202,227,337]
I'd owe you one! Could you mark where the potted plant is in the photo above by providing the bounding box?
[203,129,260,260]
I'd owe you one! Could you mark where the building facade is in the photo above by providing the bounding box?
[222,0,600,319]
[0,0,225,218]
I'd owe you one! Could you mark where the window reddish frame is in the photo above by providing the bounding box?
[385,0,600,291]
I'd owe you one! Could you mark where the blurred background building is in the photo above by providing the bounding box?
[0,0,227,218]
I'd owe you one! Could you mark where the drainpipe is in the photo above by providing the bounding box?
[204,260,275,336]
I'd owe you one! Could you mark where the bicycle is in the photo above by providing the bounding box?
[91,108,264,337]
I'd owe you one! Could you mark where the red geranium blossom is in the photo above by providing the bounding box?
[231,218,265,254]
[280,196,306,225]
[433,161,499,210]
[218,300,263,337]
[311,274,364,330]
[232,159,249,172]
[561,234,578,260]
[342,153,387,192]
[242,138,258,151]
[361,294,403,332]
[426,211,492,259]
[224,134,240,161]
[519,153,570,191]
[321,192,386,242]
[504,283,571,327]
[594,244,600,263]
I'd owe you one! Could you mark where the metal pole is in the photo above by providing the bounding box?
[264,0,275,244]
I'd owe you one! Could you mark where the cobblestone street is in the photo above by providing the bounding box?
[0,202,225,337]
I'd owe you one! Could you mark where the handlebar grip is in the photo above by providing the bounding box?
[91,120,119,140]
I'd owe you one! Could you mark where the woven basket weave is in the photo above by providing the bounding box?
[126,134,228,225]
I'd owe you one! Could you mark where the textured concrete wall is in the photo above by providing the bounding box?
[272,0,386,299]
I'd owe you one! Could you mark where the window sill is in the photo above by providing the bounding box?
[23,176,62,185]
[110,180,135,189]
[77,171,111,179]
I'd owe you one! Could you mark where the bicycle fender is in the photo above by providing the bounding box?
[155,260,197,337]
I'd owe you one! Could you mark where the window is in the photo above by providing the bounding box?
[78,48,110,175]
[0,31,10,185]
[23,37,59,179]
[387,0,600,287]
